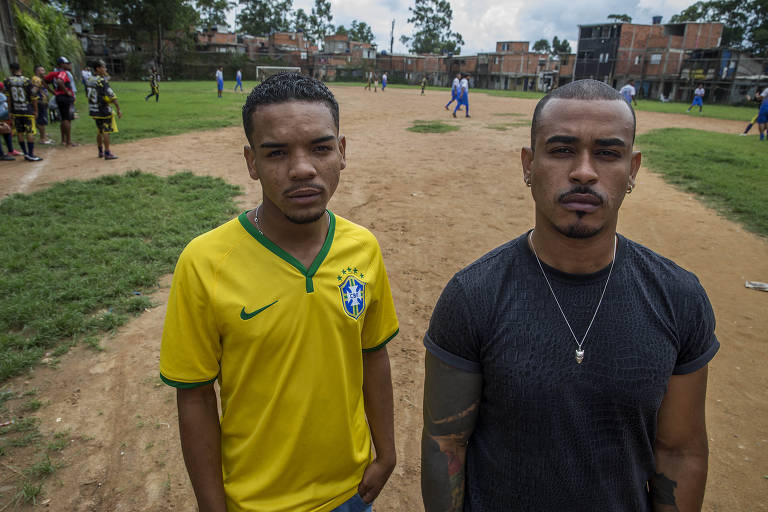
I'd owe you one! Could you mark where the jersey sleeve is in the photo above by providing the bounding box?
[104,81,117,101]
[360,241,399,352]
[423,274,482,373]
[672,277,719,375]
[159,244,222,388]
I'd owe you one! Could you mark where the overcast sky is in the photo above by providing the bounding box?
[228,0,696,55]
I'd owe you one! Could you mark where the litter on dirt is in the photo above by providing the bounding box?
[745,281,768,292]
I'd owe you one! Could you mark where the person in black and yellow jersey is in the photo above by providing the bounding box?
[85,59,122,160]
[4,62,42,161]
[145,67,160,102]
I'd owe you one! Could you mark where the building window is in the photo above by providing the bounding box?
[561,55,569,65]
[494,56,499,64]
[634,55,640,65]
[581,27,592,38]
[502,43,508,51]
[650,54,662,64]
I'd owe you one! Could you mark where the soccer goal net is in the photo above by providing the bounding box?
[256,66,302,81]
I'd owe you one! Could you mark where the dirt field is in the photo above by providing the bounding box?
[1,86,767,511]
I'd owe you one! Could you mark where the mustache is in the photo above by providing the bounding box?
[557,186,604,204]
[283,184,325,195]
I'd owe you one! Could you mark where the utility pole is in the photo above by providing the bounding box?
[390,19,394,55]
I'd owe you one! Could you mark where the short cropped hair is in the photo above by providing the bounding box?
[9,62,20,72]
[91,59,106,70]
[242,72,339,145]
[530,79,636,151]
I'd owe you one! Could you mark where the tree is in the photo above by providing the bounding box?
[62,0,197,72]
[552,36,571,55]
[307,0,333,46]
[607,13,632,23]
[335,20,375,44]
[670,0,766,54]
[197,0,233,29]
[532,38,551,54]
[14,0,84,68]
[402,0,464,55]
[293,8,311,35]
[237,0,293,35]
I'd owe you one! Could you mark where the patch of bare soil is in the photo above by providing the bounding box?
[1,87,766,511]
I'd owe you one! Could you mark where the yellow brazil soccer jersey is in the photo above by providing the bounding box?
[160,211,399,512]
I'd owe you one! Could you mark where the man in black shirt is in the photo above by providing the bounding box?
[421,79,718,511]
[85,59,122,160]
[4,62,42,161]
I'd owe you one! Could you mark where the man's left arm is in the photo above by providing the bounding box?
[650,365,710,512]
[358,346,396,503]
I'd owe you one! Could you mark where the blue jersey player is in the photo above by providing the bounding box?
[445,73,460,110]
[452,74,470,118]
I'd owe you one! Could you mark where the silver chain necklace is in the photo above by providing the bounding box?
[529,230,617,364]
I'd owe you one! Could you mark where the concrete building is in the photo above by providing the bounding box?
[574,18,723,100]
[473,41,575,91]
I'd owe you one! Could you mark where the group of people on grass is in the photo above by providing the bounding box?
[215,66,245,97]
[0,56,123,162]
[160,72,718,512]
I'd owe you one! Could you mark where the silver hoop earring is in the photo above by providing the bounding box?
[626,184,634,194]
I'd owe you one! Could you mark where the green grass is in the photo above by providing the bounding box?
[0,171,241,382]
[635,100,755,122]
[13,481,43,506]
[407,120,461,134]
[66,81,252,145]
[637,128,768,237]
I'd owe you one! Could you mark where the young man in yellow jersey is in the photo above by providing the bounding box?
[160,73,399,512]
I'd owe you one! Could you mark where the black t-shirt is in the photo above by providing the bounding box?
[424,232,719,511]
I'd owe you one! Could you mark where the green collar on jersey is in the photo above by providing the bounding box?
[238,210,336,293]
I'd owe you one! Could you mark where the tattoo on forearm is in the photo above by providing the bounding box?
[650,472,679,509]
[434,433,470,508]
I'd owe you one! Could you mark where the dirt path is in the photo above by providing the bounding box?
[1,87,766,511]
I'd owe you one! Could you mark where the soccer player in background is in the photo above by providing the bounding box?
[687,83,705,114]
[452,74,470,118]
[160,73,398,512]
[4,62,43,161]
[755,85,768,140]
[145,68,160,102]
[235,68,243,92]
[619,79,637,106]
[422,79,717,512]
[85,59,122,160]
[381,72,387,92]
[420,76,427,95]
[44,56,77,147]
[32,65,54,145]
[216,66,224,98]
[445,72,460,111]
[0,91,15,160]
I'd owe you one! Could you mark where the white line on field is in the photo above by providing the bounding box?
[17,151,51,194]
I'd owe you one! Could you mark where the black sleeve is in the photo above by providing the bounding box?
[673,276,719,375]
[424,274,483,373]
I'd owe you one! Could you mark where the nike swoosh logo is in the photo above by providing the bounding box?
[240,300,278,320]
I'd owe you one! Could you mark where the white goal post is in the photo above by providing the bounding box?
[255,66,302,81]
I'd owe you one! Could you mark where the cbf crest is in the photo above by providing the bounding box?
[337,266,367,319]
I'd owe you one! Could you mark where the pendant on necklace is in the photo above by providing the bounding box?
[575,348,585,364]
